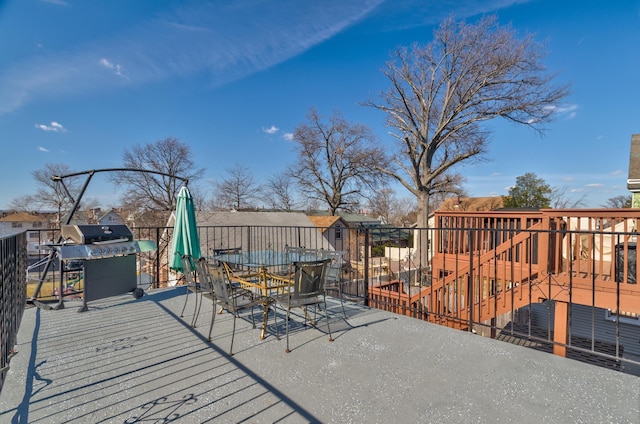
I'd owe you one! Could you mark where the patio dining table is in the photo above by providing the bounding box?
[211,249,320,339]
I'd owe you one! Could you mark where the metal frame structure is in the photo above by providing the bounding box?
[30,168,188,309]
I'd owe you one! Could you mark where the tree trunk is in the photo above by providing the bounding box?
[417,192,429,229]
[417,191,431,275]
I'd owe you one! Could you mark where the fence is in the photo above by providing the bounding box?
[0,232,27,392]
[15,214,640,375]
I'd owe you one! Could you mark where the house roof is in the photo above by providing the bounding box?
[0,212,49,222]
[628,134,640,191]
[196,210,315,227]
[305,210,381,227]
[438,196,504,211]
[307,215,344,229]
[97,209,125,224]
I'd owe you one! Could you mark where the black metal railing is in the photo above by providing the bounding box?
[10,219,640,377]
[1,231,27,392]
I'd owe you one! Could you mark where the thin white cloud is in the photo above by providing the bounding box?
[38,146,50,152]
[263,125,279,134]
[41,0,68,5]
[99,58,126,78]
[283,133,294,141]
[0,1,386,115]
[0,1,530,115]
[611,170,623,176]
[544,103,578,119]
[35,121,66,132]
[585,183,604,188]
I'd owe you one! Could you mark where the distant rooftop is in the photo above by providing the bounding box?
[628,133,640,191]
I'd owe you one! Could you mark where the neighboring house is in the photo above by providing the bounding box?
[0,212,55,255]
[333,211,382,228]
[505,302,640,376]
[96,209,126,226]
[66,208,127,226]
[196,210,333,255]
[306,215,350,255]
[627,133,640,208]
[306,211,383,262]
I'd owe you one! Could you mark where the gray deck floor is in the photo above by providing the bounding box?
[1,287,639,423]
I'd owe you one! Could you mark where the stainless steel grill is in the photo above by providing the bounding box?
[58,224,156,259]
[52,224,157,311]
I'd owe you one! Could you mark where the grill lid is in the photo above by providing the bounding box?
[61,224,134,244]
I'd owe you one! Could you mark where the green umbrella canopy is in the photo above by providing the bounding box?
[170,186,202,272]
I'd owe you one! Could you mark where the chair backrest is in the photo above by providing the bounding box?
[290,259,331,300]
[209,261,235,305]
[195,257,214,293]
[180,254,199,287]
[212,247,242,255]
[318,250,343,283]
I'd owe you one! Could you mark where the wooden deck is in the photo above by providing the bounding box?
[370,209,640,341]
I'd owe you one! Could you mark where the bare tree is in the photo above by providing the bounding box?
[602,195,632,209]
[367,187,418,227]
[10,163,81,224]
[550,186,587,209]
[214,163,262,210]
[9,195,38,213]
[363,15,570,230]
[394,196,418,227]
[265,172,300,211]
[289,108,389,215]
[111,138,204,224]
[367,187,395,224]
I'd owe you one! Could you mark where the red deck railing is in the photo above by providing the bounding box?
[427,209,640,331]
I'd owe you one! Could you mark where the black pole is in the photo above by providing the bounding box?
[30,171,96,302]
[363,228,369,307]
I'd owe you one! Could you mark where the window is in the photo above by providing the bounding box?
[605,309,640,326]
[335,226,342,240]
[11,222,22,228]
[32,221,43,228]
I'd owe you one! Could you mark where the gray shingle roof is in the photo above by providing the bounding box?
[196,210,315,227]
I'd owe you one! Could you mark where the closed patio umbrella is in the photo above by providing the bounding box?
[170,186,201,272]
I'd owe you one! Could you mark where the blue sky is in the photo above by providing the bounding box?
[1,0,639,210]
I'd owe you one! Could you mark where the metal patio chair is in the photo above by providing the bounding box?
[179,253,205,328]
[318,250,347,319]
[270,258,333,353]
[202,257,276,356]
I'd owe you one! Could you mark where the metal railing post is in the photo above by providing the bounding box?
[364,228,369,307]
[468,228,474,332]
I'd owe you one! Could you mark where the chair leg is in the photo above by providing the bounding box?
[324,297,333,342]
[189,289,199,327]
[250,305,256,329]
[338,284,347,319]
[272,302,279,340]
[180,286,190,318]
[229,313,237,356]
[207,298,216,341]
[285,306,291,353]
[192,290,203,327]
